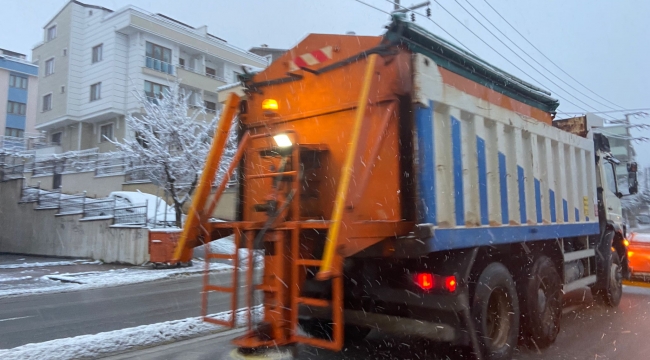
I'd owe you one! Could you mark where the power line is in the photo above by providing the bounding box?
[353,0,392,15]
[378,0,573,117]
[460,0,621,114]
[481,0,625,110]
[382,0,478,56]
[433,0,602,115]
[562,108,650,115]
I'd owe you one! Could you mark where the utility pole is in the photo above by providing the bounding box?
[391,0,430,13]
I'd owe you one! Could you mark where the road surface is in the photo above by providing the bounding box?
[105,284,650,360]
[0,271,240,349]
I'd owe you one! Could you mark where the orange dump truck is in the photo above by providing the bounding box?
[174,15,637,360]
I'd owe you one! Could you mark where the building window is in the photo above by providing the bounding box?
[5,128,24,138]
[7,101,26,115]
[179,58,185,68]
[100,123,113,142]
[51,132,62,145]
[45,58,55,76]
[204,101,217,114]
[135,131,149,148]
[9,74,28,89]
[47,25,57,41]
[61,85,65,94]
[145,42,173,74]
[90,82,101,101]
[42,94,52,111]
[144,80,169,101]
[92,44,103,63]
[63,48,67,56]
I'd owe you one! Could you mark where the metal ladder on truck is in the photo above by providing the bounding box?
[173,53,413,351]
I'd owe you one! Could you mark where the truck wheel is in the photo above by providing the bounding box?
[593,251,623,307]
[472,263,520,360]
[299,319,370,344]
[520,256,562,348]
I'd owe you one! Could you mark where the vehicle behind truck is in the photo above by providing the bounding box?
[174,14,638,360]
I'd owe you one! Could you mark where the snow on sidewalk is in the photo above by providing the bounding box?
[0,259,100,269]
[0,262,232,298]
[0,306,263,360]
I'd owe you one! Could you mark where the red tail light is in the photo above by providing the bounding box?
[415,273,434,291]
[445,276,457,292]
[414,273,457,293]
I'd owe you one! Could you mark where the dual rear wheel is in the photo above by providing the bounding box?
[472,256,562,360]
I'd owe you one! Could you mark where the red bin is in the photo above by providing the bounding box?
[149,229,193,268]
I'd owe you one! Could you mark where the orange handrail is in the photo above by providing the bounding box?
[316,54,378,280]
[173,93,240,262]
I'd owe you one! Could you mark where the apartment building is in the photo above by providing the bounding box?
[32,0,269,153]
[248,45,287,63]
[0,49,39,150]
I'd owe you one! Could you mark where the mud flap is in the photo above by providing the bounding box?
[594,229,615,290]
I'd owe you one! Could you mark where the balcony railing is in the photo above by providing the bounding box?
[145,57,174,75]
[177,64,226,82]
[1,134,58,152]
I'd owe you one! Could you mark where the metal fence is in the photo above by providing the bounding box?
[63,152,99,173]
[3,147,241,187]
[32,159,56,176]
[18,184,151,227]
[0,134,54,152]
[20,184,41,202]
[114,200,148,226]
[36,188,62,209]
[0,163,24,181]
[58,192,87,215]
[96,153,128,176]
[83,198,117,218]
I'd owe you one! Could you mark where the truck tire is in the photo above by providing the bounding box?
[472,262,520,360]
[593,250,623,307]
[520,256,562,349]
[299,319,370,344]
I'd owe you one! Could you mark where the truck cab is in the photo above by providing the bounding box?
[593,132,639,279]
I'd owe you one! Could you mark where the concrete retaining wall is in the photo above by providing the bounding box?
[0,179,149,264]
[62,171,124,198]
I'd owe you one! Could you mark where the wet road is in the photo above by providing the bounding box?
[107,284,650,360]
[0,271,236,349]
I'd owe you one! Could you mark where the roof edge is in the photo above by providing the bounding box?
[385,15,559,113]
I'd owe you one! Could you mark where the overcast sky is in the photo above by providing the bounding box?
[2,0,649,165]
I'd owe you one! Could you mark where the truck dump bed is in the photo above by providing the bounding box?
[399,19,600,251]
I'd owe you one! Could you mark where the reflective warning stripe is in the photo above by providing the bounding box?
[289,46,333,71]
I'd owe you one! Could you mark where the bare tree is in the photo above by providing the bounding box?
[112,81,236,227]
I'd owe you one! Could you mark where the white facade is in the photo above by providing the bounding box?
[32,0,268,153]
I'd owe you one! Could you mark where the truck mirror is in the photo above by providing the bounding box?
[628,162,638,195]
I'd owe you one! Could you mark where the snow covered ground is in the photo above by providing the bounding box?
[0,259,100,270]
[0,262,232,298]
[0,306,263,359]
[0,235,262,299]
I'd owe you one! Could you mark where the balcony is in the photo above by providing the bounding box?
[176,65,226,94]
[177,64,226,82]
[145,57,174,75]
[0,133,57,153]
